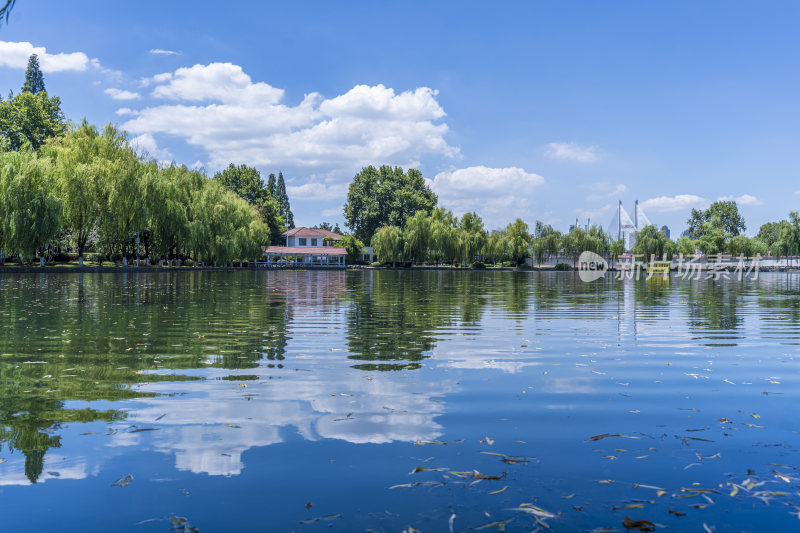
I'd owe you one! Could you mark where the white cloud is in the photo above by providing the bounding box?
[320,207,342,217]
[586,182,626,201]
[639,194,706,213]
[574,203,614,221]
[795,190,800,195]
[286,181,349,201]
[0,40,93,72]
[150,48,181,56]
[123,63,458,182]
[115,107,139,116]
[544,141,599,163]
[427,166,544,227]
[717,194,763,206]
[104,88,141,100]
[130,133,172,162]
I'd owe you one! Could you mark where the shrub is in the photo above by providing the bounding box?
[472,261,486,269]
[86,253,102,264]
[183,258,194,267]
[371,261,383,267]
[554,263,572,271]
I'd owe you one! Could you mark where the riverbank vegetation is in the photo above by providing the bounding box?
[0,56,294,266]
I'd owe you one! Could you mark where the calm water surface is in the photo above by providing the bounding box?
[1,271,799,531]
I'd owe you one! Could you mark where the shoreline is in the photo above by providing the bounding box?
[0,264,799,274]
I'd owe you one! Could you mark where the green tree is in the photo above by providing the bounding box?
[757,220,789,248]
[372,225,403,266]
[344,165,437,244]
[458,211,487,265]
[687,201,746,239]
[676,235,697,257]
[403,210,431,263]
[214,163,283,244]
[336,234,365,263]
[632,224,671,261]
[0,149,62,264]
[504,218,532,266]
[0,91,67,151]
[22,55,46,95]
[266,172,276,198]
[275,171,294,229]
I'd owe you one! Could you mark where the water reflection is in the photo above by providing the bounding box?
[1,271,799,489]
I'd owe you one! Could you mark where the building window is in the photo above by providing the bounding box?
[299,238,307,246]
[311,238,318,246]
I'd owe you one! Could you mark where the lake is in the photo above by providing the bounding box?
[0,270,799,531]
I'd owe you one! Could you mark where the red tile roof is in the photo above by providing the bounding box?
[282,227,342,239]
[263,245,347,255]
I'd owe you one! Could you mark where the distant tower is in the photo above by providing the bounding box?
[634,199,638,229]
[660,225,670,240]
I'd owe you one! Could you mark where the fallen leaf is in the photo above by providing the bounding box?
[621,516,655,532]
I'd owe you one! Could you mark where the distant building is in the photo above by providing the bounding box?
[680,229,691,238]
[263,227,346,266]
[660,225,670,240]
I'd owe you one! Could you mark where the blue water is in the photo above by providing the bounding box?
[0,271,798,531]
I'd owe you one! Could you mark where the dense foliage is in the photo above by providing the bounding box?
[0,122,275,265]
[344,165,437,244]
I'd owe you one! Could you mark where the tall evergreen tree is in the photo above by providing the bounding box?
[275,171,294,229]
[22,54,46,95]
[266,172,276,198]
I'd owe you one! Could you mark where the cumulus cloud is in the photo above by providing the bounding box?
[639,194,706,212]
[149,48,181,56]
[586,182,627,201]
[122,63,458,181]
[0,40,93,72]
[717,194,763,206]
[130,133,172,162]
[104,88,141,100]
[427,166,544,227]
[544,141,599,163]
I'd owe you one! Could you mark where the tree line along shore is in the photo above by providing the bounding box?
[2,55,799,270]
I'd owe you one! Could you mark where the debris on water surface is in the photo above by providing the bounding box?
[170,514,199,532]
[621,516,655,532]
[111,474,133,487]
[299,514,342,524]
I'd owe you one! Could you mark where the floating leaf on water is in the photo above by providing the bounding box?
[680,487,718,494]
[299,514,342,524]
[613,504,644,511]
[485,436,495,445]
[129,428,158,433]
[388,481,446,489]
[718,418,732,424]
[656,490,667,497]
[415,440,446,445]
[180,488,189,496]
[668,509,686,517]
[588,434,640,442]
[598,479,615,484]
[489,486,508,495]
[111,474,133,487]
[225,424,241,428]
[510,504,556,519]
[471,518,512,530]
[690,504,708,509]
[409,466,445,474]
[423,457,435,463]
[702,522,715,533]
[745,424,764,428]
[562,493,576,499]
[621,516,655,532]
[449,511,456,533]
[750,413,760,419]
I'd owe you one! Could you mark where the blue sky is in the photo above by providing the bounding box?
[1,1,799,235]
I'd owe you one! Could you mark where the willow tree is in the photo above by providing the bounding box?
[403,210,431,263]
[144,164,191,263]
[0,150,62,264]
[504,218,532,266]
[458,211,487,265]
[372,225,403,266]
